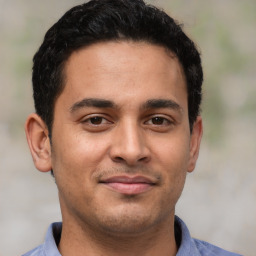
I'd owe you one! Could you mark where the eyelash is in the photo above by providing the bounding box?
[144,116,172,126]
[82,116,112,125]
[80,114,174,132]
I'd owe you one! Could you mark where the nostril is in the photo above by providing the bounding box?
[139,156,148,162]
[114,156,124,162]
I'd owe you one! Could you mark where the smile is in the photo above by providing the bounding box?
[100,175,156,195]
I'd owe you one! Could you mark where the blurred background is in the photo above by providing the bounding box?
[0,0,255,255]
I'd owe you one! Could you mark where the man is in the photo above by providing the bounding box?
[23,0,241,255]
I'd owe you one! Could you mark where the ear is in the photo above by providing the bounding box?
[25,113,52,172]
[187,116,203,173]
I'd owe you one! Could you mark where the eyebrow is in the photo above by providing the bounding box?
[70,98,117,113]
[70,98,182,113]
[141,99,182,112]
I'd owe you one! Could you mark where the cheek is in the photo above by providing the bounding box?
[51,136,106,204]
[159,143,189,204]
[51,131,111,180]
[152,133,190,192]
[154,134,191,169]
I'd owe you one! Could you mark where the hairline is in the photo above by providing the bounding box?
[49,38,189,132]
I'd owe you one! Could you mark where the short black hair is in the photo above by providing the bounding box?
[32,0,203,134]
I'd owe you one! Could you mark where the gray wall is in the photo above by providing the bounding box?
[0,0,255,255]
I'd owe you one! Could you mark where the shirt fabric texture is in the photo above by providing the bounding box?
[22,216,242,256]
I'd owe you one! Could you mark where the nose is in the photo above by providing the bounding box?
[109,119,151,166]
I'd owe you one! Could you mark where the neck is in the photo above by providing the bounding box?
[58,214,178,256]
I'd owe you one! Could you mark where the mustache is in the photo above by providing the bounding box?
[92,166,162,184]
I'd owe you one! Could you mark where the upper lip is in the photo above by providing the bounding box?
[100,175,156,184]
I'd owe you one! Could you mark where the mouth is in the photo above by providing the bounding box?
[99,175,156,195]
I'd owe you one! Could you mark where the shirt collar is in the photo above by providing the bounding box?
[44,216,197,256]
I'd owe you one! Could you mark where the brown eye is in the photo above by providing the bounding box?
[151,117,166,125]
[89,117,104,125]
[144,116,174,132]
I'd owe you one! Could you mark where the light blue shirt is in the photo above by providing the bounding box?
[22,216,242,256]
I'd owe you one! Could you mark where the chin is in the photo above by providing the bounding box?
[94,205,170,235]
[99,216,153,235]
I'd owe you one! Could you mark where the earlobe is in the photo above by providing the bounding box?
[187,116,203,173]
[25,113,52,172]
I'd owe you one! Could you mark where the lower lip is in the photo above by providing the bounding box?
[102,182,153,195]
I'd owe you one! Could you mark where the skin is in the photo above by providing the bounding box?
[25,41,203,256]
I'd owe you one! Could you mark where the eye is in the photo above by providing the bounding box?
[146,116,171,126]
[88,116,105,125]
[144,115,175,132]
[151,117,168,125]
[82,116,112,126]
[80,115,113,132]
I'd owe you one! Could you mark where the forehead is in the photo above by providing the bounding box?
[64,41,184,80]
[59,41,187,110]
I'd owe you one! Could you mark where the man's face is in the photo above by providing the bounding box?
[50,41,202,234]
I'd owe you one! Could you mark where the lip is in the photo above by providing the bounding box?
[100,175,156,195]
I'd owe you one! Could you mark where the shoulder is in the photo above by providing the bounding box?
[175,216,243,256]
[22,244,44,256]
[192,238,243,256]
[21,222,62,256]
